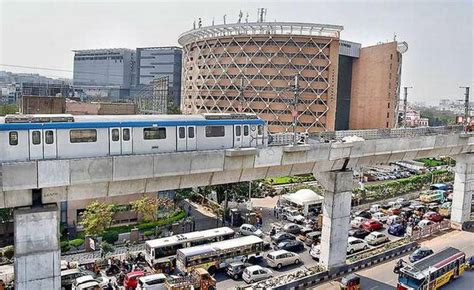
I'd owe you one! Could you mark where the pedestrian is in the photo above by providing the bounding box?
[273,206,276,217]
[105,279,114,290]
[0,279,5,290]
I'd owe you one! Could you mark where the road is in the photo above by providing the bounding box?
[314,230,474,289]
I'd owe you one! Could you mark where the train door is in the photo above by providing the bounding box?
[242,125,251,147]
[109,128,121,155]
[121,127,132,155]
[43,129,57,159]
[234,125,242,148]
[186,126,196,151]
[177,126,186,151]
[29,130,43,160]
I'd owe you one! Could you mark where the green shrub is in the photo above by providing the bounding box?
[2,246,13,259]
[137,210,186,231]
[69,238,84,248]
[144,230,154,237]
[102,230,119,244]
[60,241,70,253]
[100,242,115,254]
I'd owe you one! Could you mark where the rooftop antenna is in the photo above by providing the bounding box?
[393,33,397,41]
[238,10,243,23]
[223,14,227,24]
[198,17,202,28]
[193,20,196,29]
[245,12,249,23]
[212,17,215,26]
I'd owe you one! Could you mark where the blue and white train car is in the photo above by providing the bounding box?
[0,113,267,163]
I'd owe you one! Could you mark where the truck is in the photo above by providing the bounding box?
[165,268,216,290]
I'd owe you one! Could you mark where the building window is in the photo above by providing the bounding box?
[9,131,18,146]
[144,127,166,140]
[70,129,97,143]
[388,103,390,109]
[387,112,390,118]
[112,129,120,142]
[205,126,225,137]
[390,54,393,60]
[123,128,130,141]
[45,130,54,144]
[386,122,389,128]
[32,131,41,145]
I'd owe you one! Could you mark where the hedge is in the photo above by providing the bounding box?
[61,241,71,252]
[69,238,84,248]
[3,245,14,259]
[103,231,119,244]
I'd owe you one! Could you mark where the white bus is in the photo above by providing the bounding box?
[176,235,264,274]
[145,227,235,269]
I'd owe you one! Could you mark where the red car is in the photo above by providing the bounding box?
[124,271,145,289]
[361,219,383,232]
[423,211,444,222]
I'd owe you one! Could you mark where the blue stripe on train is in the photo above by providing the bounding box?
[0,119,265,131]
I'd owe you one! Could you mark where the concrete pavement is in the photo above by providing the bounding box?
[314,230,474,289]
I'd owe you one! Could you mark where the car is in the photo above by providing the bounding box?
[423,211,443,222]
[387,215,403,225]
[356,211,372,219]
[417,219,435,229]
[271,232,296,244]
[284,209,305,224]
[348,228,371,239]
[361,219,383,232]
[396,198,411,207]
[242,265,272,284]
[240,224,264,237]
[388,207,401,215]
[388,223,406,236]
[124,271,145,290]
[309,244,321,259]
[347,237,369,254]
[409,247,434,263]
[351,217,368,228]
[137,273,168,290]
[226,261,252,280]
[283,223,301,235]
[265,250,301,269]
[72,276,101,290]
[275,239,305,252]
[300,231,321,246]
[370,204,382,213]
[61,269,98,288]
[372,212,388,223]
[364,231,389,246]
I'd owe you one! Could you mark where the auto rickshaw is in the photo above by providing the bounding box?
[339,274,361,290]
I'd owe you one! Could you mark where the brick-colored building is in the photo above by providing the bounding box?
[20,95,66,114]
[65,101,137,115]
[349,42,405,129]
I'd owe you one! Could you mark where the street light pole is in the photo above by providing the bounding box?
[291,75,300,146]
[460,86,470,131]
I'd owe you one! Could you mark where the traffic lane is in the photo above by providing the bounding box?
[313,230,474,290]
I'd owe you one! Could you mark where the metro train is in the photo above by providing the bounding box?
[0,113,267,163]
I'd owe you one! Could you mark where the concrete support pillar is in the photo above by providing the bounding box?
[314,170,352,270]
[14,205,61,290]
[451,154,474,226]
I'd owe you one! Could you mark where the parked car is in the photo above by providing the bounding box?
[266,250,301,269]
[412,205,428,216]
[124,271,145,290]
[348,228,371,239]
[300,231,321,246]
[372,212,388,223]
[271,232,296,244]
[137,273,168,290]
[283,223,301,235]
[226,261,252,280]
[388,223,406,236]
[387,215,404,225]
[284,209,305,224]
[370,204,382,213]
[347,237,369,254]
[275,239,305,252]
[409,247,434,263]
[356,211,372,219]
[423,211,444,222]
[361,219,383,232]
[351,217,368,228]
[239,224,264,237]
[417,219,435,229]
[242,265,272,284]
[364,231,389,246]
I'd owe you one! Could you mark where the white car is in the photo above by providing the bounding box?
[309,244,321,259]
[370,204,382,213]
[351,217,368,228]
[265,250,301,269]
[372,212,388,223]
[364,231,389,246]
[239,224,263,237]
[417,219,435,229]
[242,265,273,284]
[284,209,305,223]
[72,275,106,290]
[347,237,369,254]
[137,274,167,290]
[387,215,403,225]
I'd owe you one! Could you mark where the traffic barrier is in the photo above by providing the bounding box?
[407,220,451,240]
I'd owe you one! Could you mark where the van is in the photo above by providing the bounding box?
[265,250,300,269]
[137,273,167,290]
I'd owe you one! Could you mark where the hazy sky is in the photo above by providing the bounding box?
[1,0,472,104]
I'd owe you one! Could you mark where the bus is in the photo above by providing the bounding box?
[397,247,466,290]
[176,235,264,274]
[145,227,235,269]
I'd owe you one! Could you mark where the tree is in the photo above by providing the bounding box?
[130,196,173,222]
[167,100,181,114]
[79,201,114,236]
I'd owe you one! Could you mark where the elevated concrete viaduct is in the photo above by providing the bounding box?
[1,132,473,289]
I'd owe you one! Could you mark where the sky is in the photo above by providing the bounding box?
[0,0,473,105]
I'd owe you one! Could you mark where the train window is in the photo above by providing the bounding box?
[244,125,249,136]
[70,129,97,143]
[9,131,18,146]
[45,130,54,144]
[144,127,166,140]
[32,131,41,145]
[112,129,119,142]
[188,127,195,138]
[235,126,241,136]
[205,126,225,137]
[123,128,130,141]
[257,125,263,135]
[179,127,185,139]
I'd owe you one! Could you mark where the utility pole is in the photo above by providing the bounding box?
[460,86,470,131]
[291,75,300,146]
[402,86,413,127]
